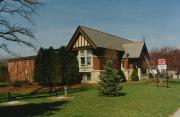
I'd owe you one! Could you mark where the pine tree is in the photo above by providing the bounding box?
[0,64,8,82]
[46,47,56,85]
[117,69,126,82]
[65,53,81,84]
[57,46,69,84]
[34,47,45,85]
[98,61,123,96]
[131,69,139,81]
[35,46,82,86]
[57,46,81,85]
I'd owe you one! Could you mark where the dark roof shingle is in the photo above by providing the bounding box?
[80,26,133,51]
[122,41,145,58]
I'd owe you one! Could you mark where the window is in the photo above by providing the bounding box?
[87,50,92,66]
[80,50,85,67]
[81,57,85,66]
[87,57,91,66]
[78,50,92,67]
[87,73,91,81]
[87,50,92,56]
[80,50,85,56]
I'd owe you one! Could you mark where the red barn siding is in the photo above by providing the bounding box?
[8,57,35,83]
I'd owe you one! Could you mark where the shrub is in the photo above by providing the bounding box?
[58,47,82,85]
[0,82,8,87]
[12,80,32,87]
[117,69,126,82]
[0,65,8,82]
[13,81,23,87]
[131,69,139,81]
[23,80,32,86]
[97,61,123,96]
[35,46,82,86]
[63,53,82,85]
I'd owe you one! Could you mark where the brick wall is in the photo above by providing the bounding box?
[93,56,104,70]
[93,48,121,70]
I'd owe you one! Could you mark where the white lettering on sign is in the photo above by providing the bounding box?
[157,58,167,70]
[158,59,167,65]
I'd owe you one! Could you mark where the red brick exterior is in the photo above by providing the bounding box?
[93,56,103,70]
[93,48,121,70]
[8,57,35,83]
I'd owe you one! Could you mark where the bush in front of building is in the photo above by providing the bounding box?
[34,47,45,85]
[13,80,24,87]
[97,61,123,96]
[35,46,82,86]
[58,46,82,85]
[35,47,57,86]
[63,58,82,85]
[12,80,32,87]
[0,83,8,87]
[117,69,126,82]
[131,69,139,81]
[0,64,8,83]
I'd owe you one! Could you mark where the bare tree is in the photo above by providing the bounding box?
[0,0,42,54]
[149,47,180,72]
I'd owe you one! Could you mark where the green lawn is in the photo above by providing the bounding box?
[0,80,180,117]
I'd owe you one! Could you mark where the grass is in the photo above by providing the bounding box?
[0,80,180,117]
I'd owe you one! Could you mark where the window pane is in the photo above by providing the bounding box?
[81,57,85,66]
[87,50,92,57]
[87,73,91,81]
[87,57,91,66]
[80,50,85,57]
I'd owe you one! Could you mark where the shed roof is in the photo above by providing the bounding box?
[8,56,36,62]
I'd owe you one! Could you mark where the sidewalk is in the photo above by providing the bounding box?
[172,108,180,117]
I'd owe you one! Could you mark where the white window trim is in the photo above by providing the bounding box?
[78,50,93,67]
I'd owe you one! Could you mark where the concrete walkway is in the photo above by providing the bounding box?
[172,108,180,117]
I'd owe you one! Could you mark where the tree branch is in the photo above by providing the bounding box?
[0,0,42,55]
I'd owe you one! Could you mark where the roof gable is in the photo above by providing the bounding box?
[80,26,133,51]
[67,26,97,50]
[67,26,133,51]
[122,41,147,58]
[73,34,91,48]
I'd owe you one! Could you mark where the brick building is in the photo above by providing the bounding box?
[67,26,149,82]
[8,56,36,83]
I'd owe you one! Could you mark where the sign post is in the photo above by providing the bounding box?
[157,58,168,88]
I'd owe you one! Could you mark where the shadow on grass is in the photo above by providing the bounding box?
[19,86,92,100]
[0,100,69,117]
[68,86,93,94]
[98,92,126,97]
[169,80,180,85]
[0,93,53,103]
[0,86,92,103]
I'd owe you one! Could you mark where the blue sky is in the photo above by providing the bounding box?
[3,0,180,57]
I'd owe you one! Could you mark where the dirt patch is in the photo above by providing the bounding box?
[48,96,73,102]
[0,85,40,94]
[1,101,27,106]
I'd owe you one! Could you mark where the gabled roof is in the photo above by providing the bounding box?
[122,41,146,58]
[67,26,133,51]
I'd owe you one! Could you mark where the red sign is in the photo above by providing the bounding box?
[157,59,167,65]
[157,58,167,70]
